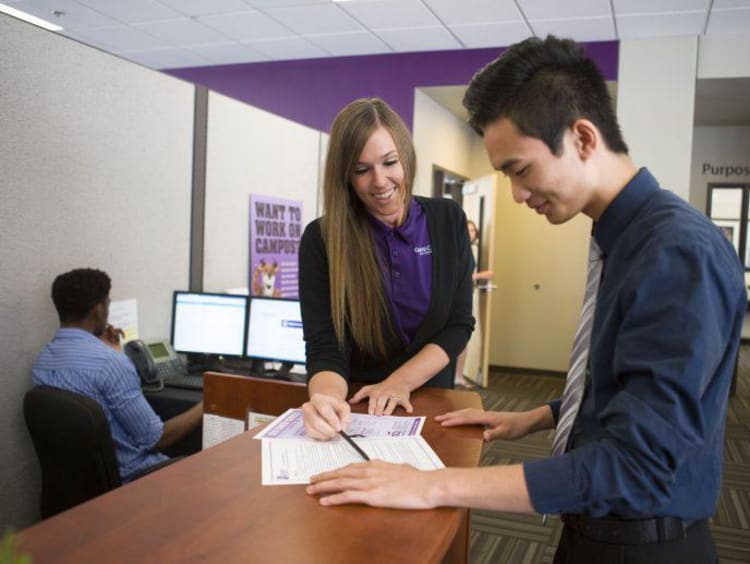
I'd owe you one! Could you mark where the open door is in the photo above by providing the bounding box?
[460,174,497,388]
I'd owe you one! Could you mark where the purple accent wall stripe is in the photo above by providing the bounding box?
[165,41,618,133]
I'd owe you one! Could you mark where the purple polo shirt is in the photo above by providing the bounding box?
[368,198,433,344]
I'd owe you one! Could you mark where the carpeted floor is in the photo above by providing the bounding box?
[468,345,750,564]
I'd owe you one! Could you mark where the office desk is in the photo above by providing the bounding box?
[20,373,484,564]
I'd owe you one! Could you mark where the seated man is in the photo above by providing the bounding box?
[32,268,203,482]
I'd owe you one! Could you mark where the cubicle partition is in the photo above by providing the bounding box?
[1,13,190,529]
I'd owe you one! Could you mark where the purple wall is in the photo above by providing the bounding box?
[166,41,618,133]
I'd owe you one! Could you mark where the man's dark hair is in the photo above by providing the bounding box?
[463,35,628,155]
[51,268,111,323]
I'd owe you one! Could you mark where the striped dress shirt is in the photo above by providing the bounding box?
[32,327,167,481]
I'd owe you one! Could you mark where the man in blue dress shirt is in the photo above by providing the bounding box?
[306,36,745,563]
[32,268,203,482]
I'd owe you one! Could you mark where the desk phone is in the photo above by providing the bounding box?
[124,339,188,391]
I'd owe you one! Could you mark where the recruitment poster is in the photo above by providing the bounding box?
[249,194,303,298]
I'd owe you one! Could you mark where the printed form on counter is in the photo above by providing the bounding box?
[254,408,443,486]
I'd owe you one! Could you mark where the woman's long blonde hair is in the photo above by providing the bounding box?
[321,98,417,359]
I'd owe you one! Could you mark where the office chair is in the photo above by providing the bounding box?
[23,385,122,519]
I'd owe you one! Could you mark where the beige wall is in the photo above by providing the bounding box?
[617,36,698,202]
[203,92,322,292]
[690,126,750,212]
[412,89,475,196]
[491,182,590,371]
[698,33,750,79]
[413,88,588,372]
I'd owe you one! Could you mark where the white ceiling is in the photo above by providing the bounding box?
[4,0,750,70]
[5,0,749,126]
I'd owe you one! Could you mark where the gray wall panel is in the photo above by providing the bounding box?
[0,14,193,529]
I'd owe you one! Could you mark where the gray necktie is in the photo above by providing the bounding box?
[551,238,603,456]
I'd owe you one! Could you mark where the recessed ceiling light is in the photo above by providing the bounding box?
[0,2,64,32]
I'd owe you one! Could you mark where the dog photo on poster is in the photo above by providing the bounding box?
[249,194,303,298]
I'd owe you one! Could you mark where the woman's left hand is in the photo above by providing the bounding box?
[349,380,414,416]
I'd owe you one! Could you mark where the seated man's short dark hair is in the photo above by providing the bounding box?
[52,268,111,323]
[463,35,628,156]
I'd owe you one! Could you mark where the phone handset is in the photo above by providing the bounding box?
[124,340,162,391]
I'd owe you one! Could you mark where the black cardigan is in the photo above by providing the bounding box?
[299,196,475,389]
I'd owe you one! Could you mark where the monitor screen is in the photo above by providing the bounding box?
[171,292,247,356]
[245,297,306,365]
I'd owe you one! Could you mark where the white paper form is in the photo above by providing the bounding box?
[108,298,139,343]
[202,413,245,449]
[261,435,444,485]
[254,408,425,441]
[247,411,275,431]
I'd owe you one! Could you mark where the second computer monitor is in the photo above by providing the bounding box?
[171,291,247,357]
[245,296,306,365]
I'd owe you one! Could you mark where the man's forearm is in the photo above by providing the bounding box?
[155,401,203,451]
[525,404,556,434]
[429,464,536,513]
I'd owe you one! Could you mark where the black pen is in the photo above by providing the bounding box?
[339,430,370,461]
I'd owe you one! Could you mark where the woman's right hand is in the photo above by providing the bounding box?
[302,393,352,440]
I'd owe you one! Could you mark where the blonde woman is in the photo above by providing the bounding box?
[299,98,474,440]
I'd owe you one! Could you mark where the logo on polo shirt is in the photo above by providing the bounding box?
[414,245,432,256]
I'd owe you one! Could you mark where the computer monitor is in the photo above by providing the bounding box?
[171,291,248,357]
[245,296,306,365]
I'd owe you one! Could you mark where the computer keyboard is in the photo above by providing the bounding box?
[163,373,203,390]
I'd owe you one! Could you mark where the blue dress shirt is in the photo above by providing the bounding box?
[32,328,167,481]
[524,168,746,519]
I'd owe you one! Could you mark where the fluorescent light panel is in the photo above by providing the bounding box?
[0,3,63,31]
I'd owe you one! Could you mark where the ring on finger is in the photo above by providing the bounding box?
[390,395,401,405]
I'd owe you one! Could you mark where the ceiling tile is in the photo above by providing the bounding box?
[424,0,522,25]
[71,23,170,51]
[243,36,329,60]
[184,41,270,64]
[376,26,462,51]
[338,0,439,30]
[530,16,617,42]
[306,30,390,56]
[617,11,707,38]
[713,0,750,7]
[518,0,612,20]
[707,8,750,33]
[246,0,330,7]
[121,46,211,69]
[613,0,710,15]
[75,0,181,24]
[450,21,532,48]
[6,0,117,29]
[155,0,252,17]
[134,17,228,45]
[198,10,294,41]
[264,3,362,35]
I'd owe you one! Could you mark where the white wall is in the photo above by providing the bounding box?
[617,36,698,201]
[698,33,750,79]
[0,14,193,529]
[203,92,321,292]
[690,126,750,211]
